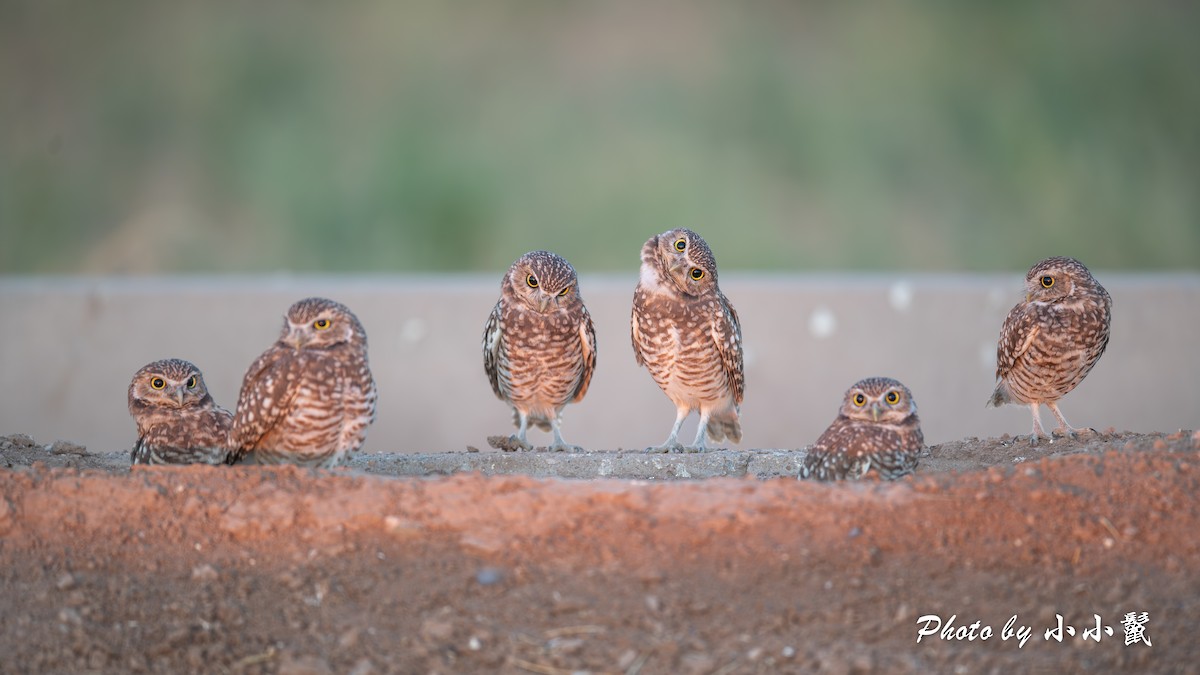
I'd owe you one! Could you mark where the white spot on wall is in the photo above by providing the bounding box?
[808,307,836,339]
[401,318,427,344]
[888,282,913,312]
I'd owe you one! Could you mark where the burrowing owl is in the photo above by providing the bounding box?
[632,228,743,451]
[230,297,377,467]
[128,358,232,465]
[988,256,1111,444]
[799,377,924,481]
[483,250,597,451]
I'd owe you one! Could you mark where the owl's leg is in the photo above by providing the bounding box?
[648,407,688,453]
[690,411,711,452]
[509,411,534,451]
[548,417,582,453]
[1046,402,1082,440]
[1027,403,1047,445]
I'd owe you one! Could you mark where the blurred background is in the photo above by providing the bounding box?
[2,0,1198,274]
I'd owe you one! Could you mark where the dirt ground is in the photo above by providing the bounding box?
[2,430,1198,674]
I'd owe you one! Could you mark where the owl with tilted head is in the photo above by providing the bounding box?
[483,250,596,451]
[230,297,377,467]
[128,358,232,465]
[800,377,924,481]
[631,228,744,452]
[987,256,1111,444]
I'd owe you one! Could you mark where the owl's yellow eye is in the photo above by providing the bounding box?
[690,268,705,280]
[150,377,166,390]
[1041,275,1054,288]
[186,376,198,389]
[674,238,687,252]
[558,285,571,297]
[526,275,539,288]
[852,393,866,407]
[885,391,900,405]
[313,318,331,330]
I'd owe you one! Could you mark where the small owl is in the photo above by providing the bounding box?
[799,377,924,481]
[632,228,744,451]
[483,250,597,451]
[128,358,233,465]
[230,297,377,467]
[987,256,1111,444]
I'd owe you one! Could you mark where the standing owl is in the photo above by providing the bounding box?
[230,297,377,467]
[483,250,597,451]
[128,358,233,465]
[799,377,924,481]
[632,228,743,451]
[987,256,1111,444]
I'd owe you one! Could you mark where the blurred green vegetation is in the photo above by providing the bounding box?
[2,1,1198,273]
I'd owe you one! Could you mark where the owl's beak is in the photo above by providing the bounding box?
[285,327,308,349]
[537,294,553,313]
[870,404,881,423]
[669,258,690,275]
[1025,293,1031,303]
[174,386,186,408]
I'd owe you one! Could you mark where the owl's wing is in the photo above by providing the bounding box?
[630,289,649,367]
[799,421,874,481]
[230,347,303,459]
[712,293,745,406]
[482,302,507,400]
[995,303,1042,379]
[189,406,235,462]
[571,304,598,403]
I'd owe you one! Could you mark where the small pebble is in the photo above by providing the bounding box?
[191,564,219,582]
[644,595,661,612]
[475,567,504,586]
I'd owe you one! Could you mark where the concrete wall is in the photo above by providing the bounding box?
[2,273,1196,454]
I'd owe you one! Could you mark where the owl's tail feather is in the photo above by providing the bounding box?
[706,408,742,444]
[514,410,554,432]
[986,380,1010,408]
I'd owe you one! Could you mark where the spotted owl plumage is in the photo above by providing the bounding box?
[631,228,744,451]
[128,358,233,465]
[987,256,1111,444]
[800,377,924,481]
[230,297,377,467]
[483,250,597,451]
